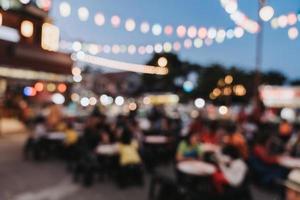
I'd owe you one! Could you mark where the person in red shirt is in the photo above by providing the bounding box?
[189,115,203,135]
[200,121,218,144]
[251,133,288,185]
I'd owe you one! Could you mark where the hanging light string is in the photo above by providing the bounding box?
[59,26,245,56]
[270,12,299,29]
[73,52,169,75]
[220,0,299,40]
[269,12,300,40]
[219,0,260,34]
[57,1,298,45]
[58,1,245,40]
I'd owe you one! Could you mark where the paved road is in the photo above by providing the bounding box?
[0,134,281,200]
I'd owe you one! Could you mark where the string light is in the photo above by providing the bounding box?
[194,98,205,108]
[59,2,71,17]
[152,24,162,36]
[125,18,136,32]
[71,93,80,102]
[220,0,259,34]
[34,82,44,92]
[75,53,168,75]
[94,13,105,26]
[21,20,34,38]
[47,83,56,92]
[111,15,121,28]
[78,7,89,21]
[164,25,173,36]
[187,26,197,38]
[140,22,150,33]
[193,38,203,48]
[157,57,168,67]
[115,96,125,106]
[89,97,97,105]
[259,6,274,22]
[176,25,187,38]
[57,83,67,93]
[52,93,65,105]
[219,105,228,115]
[288,27,299,40]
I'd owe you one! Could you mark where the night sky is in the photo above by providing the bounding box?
[50,0,300,79]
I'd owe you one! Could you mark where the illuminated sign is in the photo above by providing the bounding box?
[259,85,300,108]
[0,26,20,42]
[41,23,60,51]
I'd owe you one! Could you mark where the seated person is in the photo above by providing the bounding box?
[24,116,47,159]
[64,122,79,147]
[223,124,248,160]
[287,130,300,157]
[213,145,248,194]
[117,129,143,187]
[279,119,293,143]
[251,134,288,184]
[199,121,219,144]
[98,128,113,145]
[176,132,202,162]
[285,170,300,200]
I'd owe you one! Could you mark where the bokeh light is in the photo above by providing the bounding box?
[34,82,44,92]
[59,2,71,17]
[52,93,65,105]
[219,105,228,115]
[259,6,274,22]
[198,27,207,39]
[125,19,136,32]
[115,96,125,106]
[288,27,299,40]
[111,15,121,28]
[78,7,89,21]
[94,13,105,26]
[194,98,205,108]
[140,22,150,33]
[164,25,173,36]
[187,26,197,38]
[157,57,168,67]
[177,25,187,38]
[152,24,162,36]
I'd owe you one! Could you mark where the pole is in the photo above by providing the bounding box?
[254,0,265,112]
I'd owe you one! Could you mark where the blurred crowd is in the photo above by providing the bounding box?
[23,105,300,200]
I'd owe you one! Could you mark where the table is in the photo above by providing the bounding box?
[46,132,66,140]
[201,143,220,153]
[278,156,300,169]
[144,135,169,144]
[96,144,119,156]
[177,160,217,176]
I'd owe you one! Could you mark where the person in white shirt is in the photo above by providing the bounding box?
[213,145,248,198]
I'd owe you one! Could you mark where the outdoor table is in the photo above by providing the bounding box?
[278,156,300,169]
[177,160,217,176]
[144,135,169,144]
[46,132,66,140]
[95,144,119,156]
[201,143,220,153]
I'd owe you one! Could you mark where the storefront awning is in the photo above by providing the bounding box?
[0,39,73,75]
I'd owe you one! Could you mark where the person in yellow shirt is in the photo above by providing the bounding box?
[64,125,79,146]
[117,128,143,188]
[63,123,79,170]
